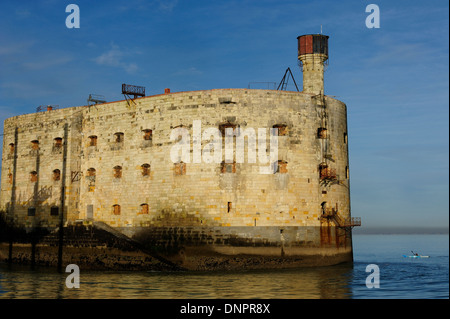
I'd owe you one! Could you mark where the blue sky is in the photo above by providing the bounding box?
[0,0,448,229]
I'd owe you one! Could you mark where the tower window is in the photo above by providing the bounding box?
[113,166,122,178]
[317,128,328,139]
[112,204,121,215]
[344,132,348,144]
[174,162,186,175]
[114,132,124,143]
[53,169,61,181]
[31,140,39,150]
[8,173,13,184]
[50,206,59,216]
[88,135,98,147]
[9,143,14,154]
[143,129,152,141]
[141,164,151,176]
[54,137,63,148]
[140,204,149,214]
[273,124,288,136]
[30,171,38,182]
[227,202,232,213]
[87,168,96,177]
[321,201,327,215]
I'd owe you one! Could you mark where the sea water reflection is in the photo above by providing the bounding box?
[0,263,354,299]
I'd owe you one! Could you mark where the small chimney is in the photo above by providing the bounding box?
[47,106,53,111]
[164,88,171,94]
[297,34,329,95]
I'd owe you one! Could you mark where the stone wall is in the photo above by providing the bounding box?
[1,89,350,232]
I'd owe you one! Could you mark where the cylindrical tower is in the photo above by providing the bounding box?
[297,34,329,95]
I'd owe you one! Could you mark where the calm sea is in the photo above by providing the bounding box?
[0,234,448,300]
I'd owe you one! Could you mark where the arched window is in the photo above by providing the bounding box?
[143,129,152,141]
[30,171,38,182]
[53,137,63,148]
[87,168,96,192]
[52,169,61,181]
[317,128,328,139]
[321,201,327,215]
[141,164,150,176]
[113,166,122,178]
[114,132,124,143]
[112,204,121,215]
[9,143,14,154]
[140,203,149,214]
[319,163,328,179]
[88,135,98,147]
[31,140,39,150]
[87,168,96,177]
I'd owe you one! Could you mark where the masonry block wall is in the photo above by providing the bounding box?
[1,89,350,233]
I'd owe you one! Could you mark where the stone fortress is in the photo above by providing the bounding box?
[0,34,360,270]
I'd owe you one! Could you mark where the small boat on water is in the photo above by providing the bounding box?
[403,251,429,258]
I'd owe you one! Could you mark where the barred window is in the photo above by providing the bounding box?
[31,140,39,150]
[87,168,96,177]
[114,132,124,143]
[53,169,61,181]
[317,128,328,139]
[143,129,152,141]
[54,137,63,148]
[113,166,122,178]
[113,204,121,215]
[88,135,98,147]
[140,204,149,214]
[30,171,38,182]
[141,164,150,176]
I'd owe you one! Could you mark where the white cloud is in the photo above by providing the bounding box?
[94,44,139,74]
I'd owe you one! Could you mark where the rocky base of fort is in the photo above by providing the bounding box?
[0,223,353,271]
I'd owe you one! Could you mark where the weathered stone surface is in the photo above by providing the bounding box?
[1,89,353,270]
